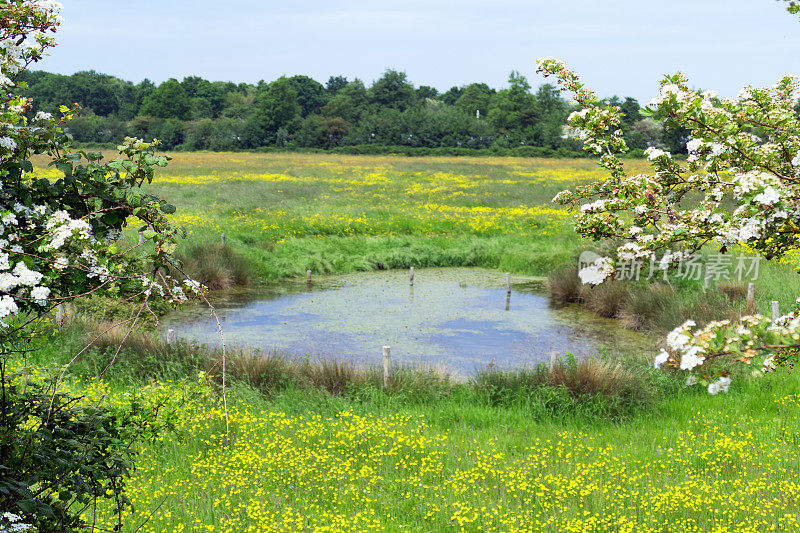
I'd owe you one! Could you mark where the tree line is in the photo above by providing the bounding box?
[18,69,688,155]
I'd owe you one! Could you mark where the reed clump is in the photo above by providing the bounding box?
[175,241,254,290]
[547,269,759,332]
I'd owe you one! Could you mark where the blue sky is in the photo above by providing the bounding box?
[37,0,800,102]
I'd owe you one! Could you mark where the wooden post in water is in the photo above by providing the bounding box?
[221,233,226,247]
[55,304,64,327]
[382,346,391,389]
[506,273,511,294]
[166,329,175,345]
[505,292,510,311]
[772,300,780,322]
[410,266,414,286]
[306,270,312,284]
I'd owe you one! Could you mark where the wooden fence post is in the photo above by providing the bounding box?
[221,233,226,247]
[410,266,414,286]
[382,346,391,389]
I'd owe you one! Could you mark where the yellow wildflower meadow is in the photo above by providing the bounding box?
[32,152,616,242]
[37,371,800,532]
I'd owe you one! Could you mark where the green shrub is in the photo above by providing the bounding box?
[0,374,133,531]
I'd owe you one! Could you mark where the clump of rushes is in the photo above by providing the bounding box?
[619,282,682,331]
[174,241,254,290]
[545,266,583,305]
[547,269,763,334]
[580,279,629,318]
[472,356,652,421]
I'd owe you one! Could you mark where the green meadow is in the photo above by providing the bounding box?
[24,152,800,531]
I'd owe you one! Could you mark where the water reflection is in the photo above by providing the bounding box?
[162,268,653,375]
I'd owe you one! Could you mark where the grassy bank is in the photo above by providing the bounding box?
[548,257,800,333]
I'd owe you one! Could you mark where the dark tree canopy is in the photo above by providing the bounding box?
[326,75,349,95]
[456,83,494,118]
[370,69,416,111]
[19,67,659,155]
[257,76,301,135]
[287,75,327,117]
[140,78,192,120]
[416,85,439,102]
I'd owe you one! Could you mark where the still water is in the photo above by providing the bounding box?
[162,268,653,375]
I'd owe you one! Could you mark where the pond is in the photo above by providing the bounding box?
[162,268,654,376]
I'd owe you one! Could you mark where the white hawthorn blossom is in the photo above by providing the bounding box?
[753,186,781,205]
[536,58,800,393]
[30,285,50,305]
[707,376,731,395]
[0,1,202,335]
[578,257,615,285]
[644,147,670,160]
[654,349,669,368]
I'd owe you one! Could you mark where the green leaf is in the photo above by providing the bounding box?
[54,161,73,176]
[161,242,178,254]
[17,499,37,513]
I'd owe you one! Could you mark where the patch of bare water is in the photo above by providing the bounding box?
[162,268,654,375]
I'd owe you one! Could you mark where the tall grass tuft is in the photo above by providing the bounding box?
[619,283,682,331]
[718,281,748,301]
[581,280,629,318]
[223,349,297,393]
[546,267,582,305]
[549,357,645,401]
[473,356,651,421]
[175,241,254,290]
[299,358,363,395]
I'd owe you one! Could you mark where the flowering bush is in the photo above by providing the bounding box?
[536,34,800,392]
[0,2,199,341]
[0,1,203,529]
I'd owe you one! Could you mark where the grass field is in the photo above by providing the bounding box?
[24,151,800,531]
[33,152,653,279]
